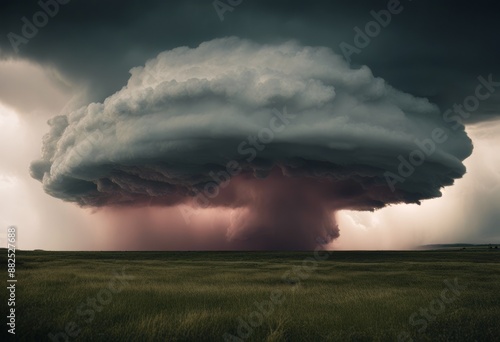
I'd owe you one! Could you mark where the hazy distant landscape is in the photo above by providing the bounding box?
[2,248,499,341]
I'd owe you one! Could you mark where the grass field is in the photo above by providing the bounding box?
[1,248,500,341]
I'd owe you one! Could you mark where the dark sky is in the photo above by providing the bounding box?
[0,0,499,250]
[1,0,499,122]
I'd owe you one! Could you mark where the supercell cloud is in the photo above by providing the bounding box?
[30,37,473,249]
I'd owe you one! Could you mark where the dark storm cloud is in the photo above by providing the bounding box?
[26,37,475,249]
[29,37,472,207]
[0,0,499,122]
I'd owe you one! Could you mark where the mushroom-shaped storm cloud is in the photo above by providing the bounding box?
[30,38,473,249]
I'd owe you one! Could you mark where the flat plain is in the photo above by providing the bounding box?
[1,248,499,341]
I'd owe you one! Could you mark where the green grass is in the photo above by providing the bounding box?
[1,249,499,341]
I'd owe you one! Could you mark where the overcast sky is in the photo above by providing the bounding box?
[0,0,499,250]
